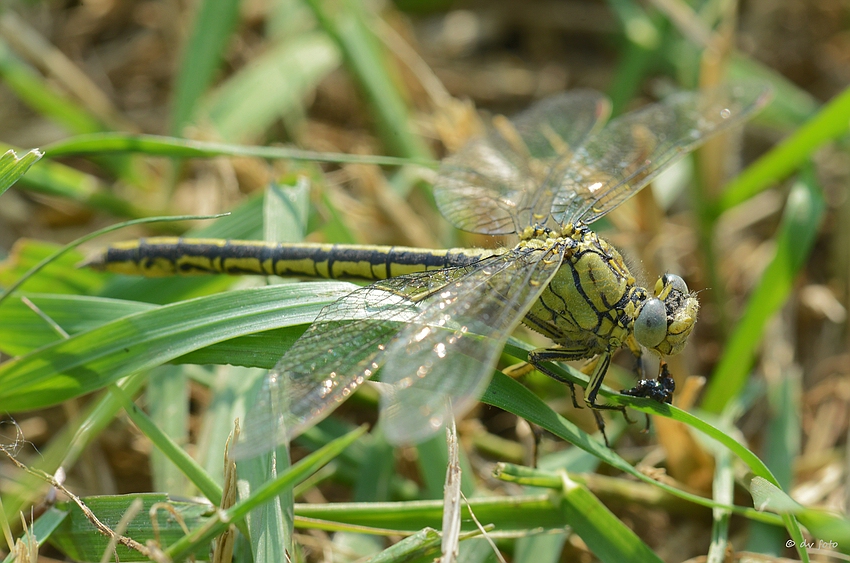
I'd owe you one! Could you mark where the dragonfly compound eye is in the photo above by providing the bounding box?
[634,298,667,349]
[654,273,689,298]
[664,274,689,296]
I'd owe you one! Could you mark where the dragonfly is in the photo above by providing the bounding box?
[88,82,771,454]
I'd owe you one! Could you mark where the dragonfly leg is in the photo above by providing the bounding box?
[530,347,629,444]
[502,361,536,379]
[621,360,675,404]
[528,347,592,409]
[620,361,675,433]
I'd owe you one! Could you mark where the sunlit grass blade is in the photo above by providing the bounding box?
[111,384,222,506]
[0,39,104,135]
[702,166,826,412]
[0,282,353,411]
[750,477,850,554]
[43,133,426,167]
[0,148,42,196]
[170,0,240,134]
[164,425,367,561]
[303,0,431,160]
[718,85,850,212]
[4,148,161,219]
[557,473,663,563]
[0,506,69,563]
[200,33,341,142]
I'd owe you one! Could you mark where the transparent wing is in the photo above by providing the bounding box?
[235,246,560,455]
[551,81,772,225]
[235,246,562,456]
[377,244,564,444]
[434,90,610,234]
[234,270,463,458]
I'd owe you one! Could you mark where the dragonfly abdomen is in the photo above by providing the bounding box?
[84,237,499,280]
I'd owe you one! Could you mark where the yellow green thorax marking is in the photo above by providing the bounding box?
[519,223,637,358]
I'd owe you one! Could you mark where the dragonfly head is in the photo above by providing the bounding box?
[633,274,699,356]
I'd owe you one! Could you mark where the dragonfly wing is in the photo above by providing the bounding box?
[234,263,495,458]
[235,284,419,458]
[551,81,772,225]
[434,91,609,234]
[376,245,564,445]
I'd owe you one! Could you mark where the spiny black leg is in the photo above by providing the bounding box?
[530,347,630,446]
[593,410,609,447]
[659,361,675,404]
[584,354,627,415]
[528,349,584,409]
[633,352,645,381]
[531,425,544,468]
[566,381,581,409]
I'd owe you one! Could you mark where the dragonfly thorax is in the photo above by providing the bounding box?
[520,224,698,361]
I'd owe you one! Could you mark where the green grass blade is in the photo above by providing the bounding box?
[303,0,431,159]
[5,148,160,218]
[557,473,663,563]
[706,448,734,563]
[747,364,802,555]
[0,39,104,135]
[0,241,104,295]
[43,133,425,167]
[702,166,826,412]
[718,85,850,212]
[0,294,152,355]
[164,425,367,561]
[363,527,441,563]
[0,506,69,563]
[200,33,341,142]
[112,383,222,506]
[146,365,191,495]
[750,477,850,555]
[514,532,566,563]
[0,282,353,411]
[170,0,240,134]
[293,494,566,533]
[48,494,211,562]
[483,369,773,519]
[0,148,42,196]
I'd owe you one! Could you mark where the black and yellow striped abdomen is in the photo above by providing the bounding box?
[84,237,502,281]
